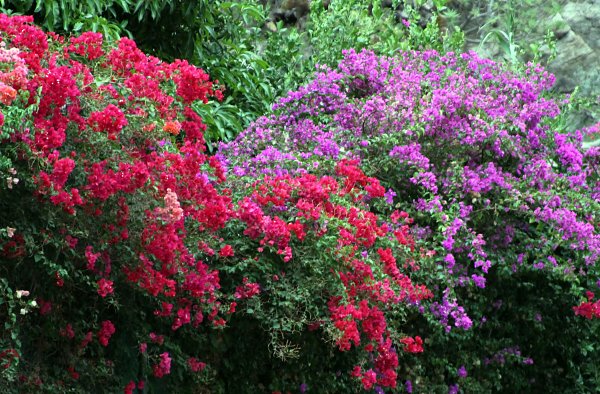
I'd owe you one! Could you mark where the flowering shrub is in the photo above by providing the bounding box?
[0,14,433,393]
[574,291,600,319]
[0,12,225,391]
[210,162,434,392]
[219,48,600,391]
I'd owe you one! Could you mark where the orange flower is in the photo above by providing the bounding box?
[142,122,156,132]
[162,120,181,135]
[0,83,17,105]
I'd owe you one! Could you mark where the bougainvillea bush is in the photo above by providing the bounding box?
[219,49,600,391]
[0,14,438,393]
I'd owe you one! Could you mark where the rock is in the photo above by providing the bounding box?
[422,0,434,12]
[271,0,310,24]
[551,30,594,66]
[264,20,278,32]
[561,1,600,50]
[549,13,571,40]
[538,2,600,129]
[548,29,599,95]
[547,1,600,100]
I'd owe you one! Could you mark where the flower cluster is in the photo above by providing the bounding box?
[0,13,230,390]
[97,320,115,347]
[152,352,172,378]
[573,291,600,319]
[155,188,184,224]
[399,336,423,353]
[221,48,600,283]
[429,288,473,332]
[3,9,598,392]
[219,47,600,391]
[87,104,128,140]
[96,278,114,297]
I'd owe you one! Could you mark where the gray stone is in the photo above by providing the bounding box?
[547,1,600,103]
[550,30,594,67]
[549,13,571,39]
[561,2,600,50]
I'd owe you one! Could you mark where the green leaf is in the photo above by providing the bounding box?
[372,0,382,19]
[116,0,130,13]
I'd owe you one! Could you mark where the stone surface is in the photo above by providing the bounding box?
[548,30,597,93]
[561,2,600,51]
[269,0,311,24]
[546,2,600,128]
[458,0,600,128]
[549,12,571,39]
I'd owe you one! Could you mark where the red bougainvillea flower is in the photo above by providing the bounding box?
[59,323,75,339]
[573,291,600,319]
[79,331,93,349]
[361,369,377,390]
[97,278,114,297]
[87,104,128,140]
[400,336,424,353]
[234,277,260,300]
[152,352,172,378]
[66,31,104,61]
[187,357,207,372]
[67,366,79,380]
[218,244,234,257]
[124,381,136,394]
[97,320,115,347]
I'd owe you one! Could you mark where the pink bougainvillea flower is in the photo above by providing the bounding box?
[97,320,115,347]
[152,352,171,378]
[97,278,114,297]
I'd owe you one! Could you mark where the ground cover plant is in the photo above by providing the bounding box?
[0,14,438,393]
[219,48,600,392]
